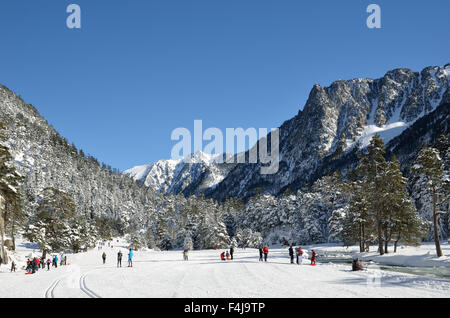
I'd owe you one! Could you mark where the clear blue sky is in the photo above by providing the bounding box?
[0,0,449,171]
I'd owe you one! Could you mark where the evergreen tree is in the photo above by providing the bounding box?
[24,187,77,258]
[381,157,426,253]
[362,135,389,255]
[0,123,24,262]
[183,234,193,251]
[413,147,448,257]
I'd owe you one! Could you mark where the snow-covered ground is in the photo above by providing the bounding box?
[1,239,449,298]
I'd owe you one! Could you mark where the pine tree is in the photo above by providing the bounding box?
[183,235,193,251]
[363,135,389,255]
[0,123,24,263]
[24,187,77,258]
[381,156,426,253]
[127,232,145,251]
[413,147,447,257]
[342,166,371,251]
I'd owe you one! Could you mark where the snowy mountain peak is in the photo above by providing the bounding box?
[186,151,224,164]
[123,151,233,195]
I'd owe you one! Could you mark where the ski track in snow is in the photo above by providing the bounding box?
[44,278,61,298]
[79,274,102,298]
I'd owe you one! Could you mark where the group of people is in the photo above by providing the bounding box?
[217,244,315,264]
[288,245,317,265]
[25,254,67,274]
[101,248,134,268]
[258,246,269,262]
[98,240,114,250]
[220,246,234,261]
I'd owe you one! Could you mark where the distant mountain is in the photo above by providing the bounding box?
[125,65,449,201]
[123,151,235,196]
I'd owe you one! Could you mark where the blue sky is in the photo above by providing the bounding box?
[0,0,449,171]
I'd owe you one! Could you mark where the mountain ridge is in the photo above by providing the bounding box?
[125,64,449,201]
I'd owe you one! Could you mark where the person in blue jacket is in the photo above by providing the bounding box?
[128,249,133,267]
[53,255,58,268]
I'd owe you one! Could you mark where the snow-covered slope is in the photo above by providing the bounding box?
[124,152,235,195]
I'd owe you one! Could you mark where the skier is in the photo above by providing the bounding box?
[263,245,269,262]
[288,245,294,264]
[258,247,263,262]
[220,252,226,261]
[117,250,122,267]
[10,261,16,272]
[183,249,189,261]
[128,249,133,267]
[296,247,303,265]
[41,256,45,269]
[46,259,51,271]
[311,250,316,265]
[53,255,58,268]
[102,252,107,264]
[230,246,234,260]
[226,251,230,260]
[64,255,67,265]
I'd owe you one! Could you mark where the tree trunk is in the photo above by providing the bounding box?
[384,229,391,254]
[394,240,398,253]
[0,213,7,265]
[10,212,15,251]
[432,187,443,257]
[378,220,384,255]
[361,223,366,252]
[359,223,364,252]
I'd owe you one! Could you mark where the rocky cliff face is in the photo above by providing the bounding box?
[127,65,449,201]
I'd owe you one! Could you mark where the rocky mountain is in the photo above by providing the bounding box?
[123,151,235,196]
[126,65,450,201]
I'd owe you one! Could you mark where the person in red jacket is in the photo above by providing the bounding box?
[220,252,226,261]
[311,250,316,265]
[263,246,269,262]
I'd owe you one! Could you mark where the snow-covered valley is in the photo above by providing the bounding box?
[1,238,449,298]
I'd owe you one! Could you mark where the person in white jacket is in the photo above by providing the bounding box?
[296,247,303,265]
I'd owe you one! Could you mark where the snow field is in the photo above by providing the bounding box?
[1,239,449,298]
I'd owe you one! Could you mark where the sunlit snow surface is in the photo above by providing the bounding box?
[1,238,449,298]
